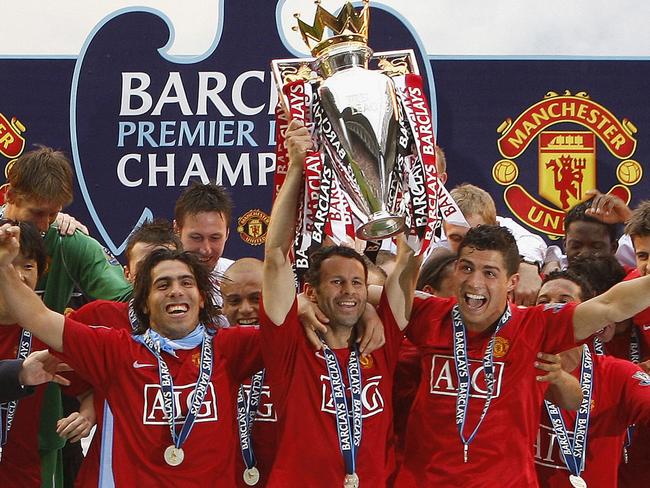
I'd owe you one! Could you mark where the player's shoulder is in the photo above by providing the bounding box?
[598,354,646,381]
[69,299,129,323]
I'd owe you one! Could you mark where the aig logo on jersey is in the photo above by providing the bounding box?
[429,355,505,398]
[534,423,567,470]
[241,384,277,422]
[143,383,218,425]
[319,374,385,419]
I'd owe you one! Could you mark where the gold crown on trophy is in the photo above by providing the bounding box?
[293,0,370,57]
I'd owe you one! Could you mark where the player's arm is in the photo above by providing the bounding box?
[0,224,65,351]
[263,119,312,325]
[57,391,96,443]
[536,352,582,410]
[65,234,132,302]
[384,235,421,330]
[573,273,650,340]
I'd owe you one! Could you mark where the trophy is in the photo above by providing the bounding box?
[272,1,447,265]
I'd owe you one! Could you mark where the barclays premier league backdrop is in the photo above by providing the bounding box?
[1,1,649,259]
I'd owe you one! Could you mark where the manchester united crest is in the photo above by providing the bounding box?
[237,209,270,246]
[493,336,510,358]
[492,91,642,238]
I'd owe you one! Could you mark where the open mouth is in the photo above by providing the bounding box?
[166,303,189,316]
[464,293,487,310]
[238,318,258,326]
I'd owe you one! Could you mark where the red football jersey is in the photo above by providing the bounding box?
[535,354,650,487]
[259,293,403,487]
[0,326,48,487]
[54,316,262,486]
[395,296,577,488]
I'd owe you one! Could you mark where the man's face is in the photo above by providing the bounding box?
[145,259,204,339]
[125,243,176,283]
[454,247,518,331]
[564,221,614,262]
[632,234,650,277]
[222,269,261,326]
[307,255,367,329]
[536,278,582,306]
[13,252,38,291]
[177,212,228,271]
[6,194,61,233]
[444,214,487,253]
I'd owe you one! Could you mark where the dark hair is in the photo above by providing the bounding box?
[131,248,218,334]
[125,219,182,264]
[304,246,368,287]
[564,199,619,245]
[457,225,520,276]
[174,183,233,227]
[625,200,650,239]
[542,269,594,301]
[567,254,625,296]
[0,218,47,279]
[7,146,74,207]
[417,248,457,291]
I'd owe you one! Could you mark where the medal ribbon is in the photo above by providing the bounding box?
[320,339,363,477]
[237,369,266,470]
[544,345,594,477]
[452,304,511,462]
[140,327,214,451]
[0,328,32,461]
[594,328,639,462]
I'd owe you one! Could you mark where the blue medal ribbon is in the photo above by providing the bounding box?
[452,304,511,463]
[320,337,363,479]
[0,328,33,462]
[237,369,266,471]
[593,327,639,463]
[139,326,214,452]
[544,345,594,478]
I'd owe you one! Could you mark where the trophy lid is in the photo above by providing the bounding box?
[293,1,370,58]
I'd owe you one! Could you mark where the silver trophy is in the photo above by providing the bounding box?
[273,1,421,240]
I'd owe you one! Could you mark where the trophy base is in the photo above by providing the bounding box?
[356,212,405,240]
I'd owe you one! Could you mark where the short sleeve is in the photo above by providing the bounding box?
[616,360,650,427]
[538,302,579,353]
[52,317,127,390]
[376,290,406,366]
[259,296,300,383]
[215,327,263,383]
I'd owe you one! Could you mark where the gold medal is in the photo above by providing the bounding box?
[164,445,184,466]
[343,473,359,488]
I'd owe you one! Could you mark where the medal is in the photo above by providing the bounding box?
[237,370,266,483]
[452,305,511,463]
[243,467,260,486]
[139,326,214,469]
[545,346,593,487]
[343,473,359,488]
[569,474,587,488]
[164,445,184,466]
[320,337,363,486]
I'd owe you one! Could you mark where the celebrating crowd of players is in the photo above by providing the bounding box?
[1,122,650,487]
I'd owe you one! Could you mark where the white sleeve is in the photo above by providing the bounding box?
[616,234,637,268]
[497,216,546,266]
